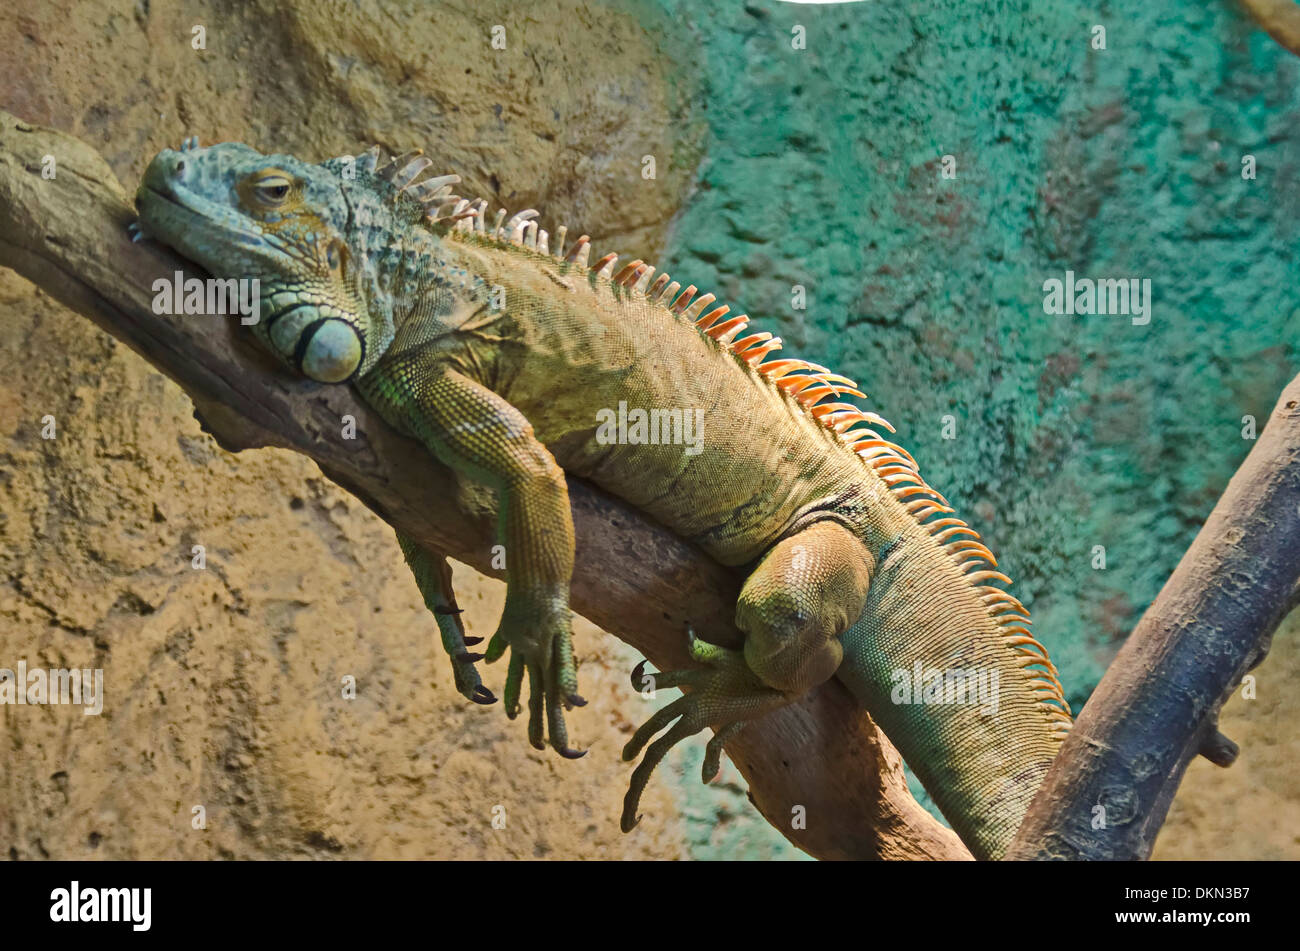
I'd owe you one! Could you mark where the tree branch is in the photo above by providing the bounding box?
[1240,0,1300,58]
[0,110,969,861]
[1006,372,1300,860]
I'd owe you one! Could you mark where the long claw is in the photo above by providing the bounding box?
[630,659,650,691]
[462,635,483,646]
[567,692,587,708]
[559,747,586,760]
[454,651,485,663]
[628,663,698,694]
[470,685,497,705]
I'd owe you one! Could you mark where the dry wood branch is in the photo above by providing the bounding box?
[1240,0,1300,58]
[1007,372,1300,860]
[0,111,969,861]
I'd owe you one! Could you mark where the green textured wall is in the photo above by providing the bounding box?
[638,0,1300,858]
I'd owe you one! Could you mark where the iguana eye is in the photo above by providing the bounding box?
[242,170,295,208]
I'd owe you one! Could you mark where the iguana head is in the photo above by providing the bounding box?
[135,138,434,383]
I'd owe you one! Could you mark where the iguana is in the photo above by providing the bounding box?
[131,137,1072,860]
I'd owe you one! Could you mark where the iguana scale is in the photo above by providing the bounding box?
[132,138,1072,859]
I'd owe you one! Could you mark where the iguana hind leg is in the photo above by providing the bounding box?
[363,363,585,758]
[396,531,495,705]
[621,520,873,830]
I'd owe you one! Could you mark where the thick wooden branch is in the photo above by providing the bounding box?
[0,110,969,861]
[1006,372,1300,860]
[1240,0,1300,58]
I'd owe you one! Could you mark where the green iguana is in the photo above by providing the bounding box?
[131,137,1072,859]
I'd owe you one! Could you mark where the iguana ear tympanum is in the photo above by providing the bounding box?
[133,139,1071,859]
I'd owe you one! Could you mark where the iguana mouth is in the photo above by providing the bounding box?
[141,183,182,205]
[137,183,191,218]
[137,184,200,225]
[139,182,221,225]
[137,179,268,257]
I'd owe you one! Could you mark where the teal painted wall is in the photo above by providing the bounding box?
[639,0,1300,858]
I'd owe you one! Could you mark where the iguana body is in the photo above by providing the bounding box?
[133,139,1072,859]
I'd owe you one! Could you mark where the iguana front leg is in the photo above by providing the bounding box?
[396,532,495,705]
[362,361,586,757]
[622,520,872,829]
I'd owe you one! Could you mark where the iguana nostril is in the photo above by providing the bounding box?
[174,159,186,176]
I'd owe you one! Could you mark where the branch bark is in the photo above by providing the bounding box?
[1006,372,1300,860]
[1240,0,1300,58]
[0,110,969,861]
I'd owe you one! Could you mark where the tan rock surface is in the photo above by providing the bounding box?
[0,265,693,859]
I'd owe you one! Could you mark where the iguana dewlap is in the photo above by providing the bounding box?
[133,139,1072,859]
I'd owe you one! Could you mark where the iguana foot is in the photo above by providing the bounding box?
[394,533,496,706]
[485,598,588,758]
[438,606,496,705]
[620,629,789,832]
